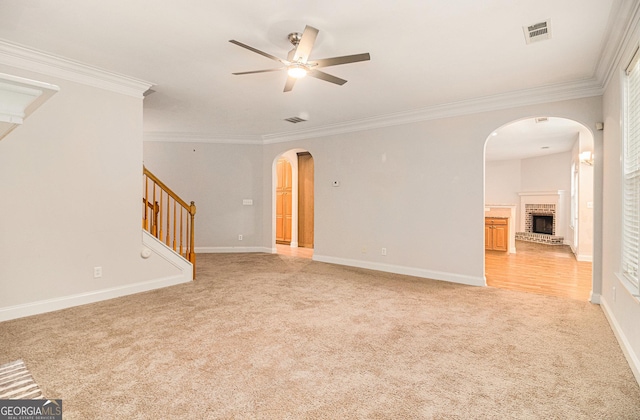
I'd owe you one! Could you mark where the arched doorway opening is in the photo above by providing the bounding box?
[483,116,594,300]
[272,149,314,258]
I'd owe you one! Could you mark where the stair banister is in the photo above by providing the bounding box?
[143,166,196,278]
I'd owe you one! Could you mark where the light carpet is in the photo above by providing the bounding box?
[0,253,639,419]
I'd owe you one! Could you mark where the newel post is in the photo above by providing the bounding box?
[189,201,196,279]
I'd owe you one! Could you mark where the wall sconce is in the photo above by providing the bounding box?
[580,151,594,166]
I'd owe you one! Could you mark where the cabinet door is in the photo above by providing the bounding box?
[485,218,508,251]
[485,223,493,249]
[492,223,508,251]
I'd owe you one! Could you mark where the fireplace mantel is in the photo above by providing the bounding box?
[518,191,565,199]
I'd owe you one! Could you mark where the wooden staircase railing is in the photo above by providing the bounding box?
[142,166,196,279]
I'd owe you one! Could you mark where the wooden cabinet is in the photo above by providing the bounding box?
[485,217,508,251]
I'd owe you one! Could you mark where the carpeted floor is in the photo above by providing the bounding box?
[1,253,639,419]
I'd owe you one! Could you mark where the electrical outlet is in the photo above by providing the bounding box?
[362,247,367,254]
[93,266,102,278]
[238,234,243,241]
[381,248,387,256]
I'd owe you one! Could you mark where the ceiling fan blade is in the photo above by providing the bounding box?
[292,25,319,63]
[232,68,284,75]
[229,40,289,65]
[312,53,371,68]
[287,48,296,61]
[283,76,296,92]
[308,69,347,86]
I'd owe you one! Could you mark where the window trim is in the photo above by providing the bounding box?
[620,45,640,297]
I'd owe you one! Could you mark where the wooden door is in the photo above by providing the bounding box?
[276,158,292,244]
[297,152,314,248]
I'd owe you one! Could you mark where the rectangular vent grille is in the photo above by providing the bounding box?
[523,20,551,44]
[535,117,549,123]
[285,116,307,124]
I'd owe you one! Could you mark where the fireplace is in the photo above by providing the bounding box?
[516,191,565,245]
[532,215,553,235]
[524,204,556,235]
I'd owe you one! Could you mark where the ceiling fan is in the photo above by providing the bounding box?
[229,25,370,92]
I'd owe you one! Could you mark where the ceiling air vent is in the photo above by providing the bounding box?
[284,116,307,124]
[523,20,551,44]
[535,117,549,123]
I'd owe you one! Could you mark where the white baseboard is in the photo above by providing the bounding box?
[570,244,593,262]
[577,254,593,262]
[196,246,272,254]
[0,231,193,322]
[0,274,190,322]
[590,291,601,304]
[600,296,640,386]
[196,249,484,286]
[313,254,485,287]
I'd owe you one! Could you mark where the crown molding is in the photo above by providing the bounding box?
[596,0,640,89]
[146,77,604,146]
[144,131,263,145]
[261,78,604,144]
[0,40,153,98]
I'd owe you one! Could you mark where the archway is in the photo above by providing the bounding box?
[272,149,314,258]
[484,116,594,300]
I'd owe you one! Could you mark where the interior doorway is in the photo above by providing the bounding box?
[484,117,594,300]
[273,149,314,258]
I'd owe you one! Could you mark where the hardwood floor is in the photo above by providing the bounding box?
[276,244,314,259]
[485,240,592,301]
[276,241,591,300]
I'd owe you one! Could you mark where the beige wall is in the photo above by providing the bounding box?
[258,97,602,286]
[0,65,182,319]
[601,20,640,383]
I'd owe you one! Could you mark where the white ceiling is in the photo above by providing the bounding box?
[0,0,631,147]
[485,117,586,161]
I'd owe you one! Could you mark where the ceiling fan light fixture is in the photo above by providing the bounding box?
[230,24,370,92]
[287,65,308,79]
